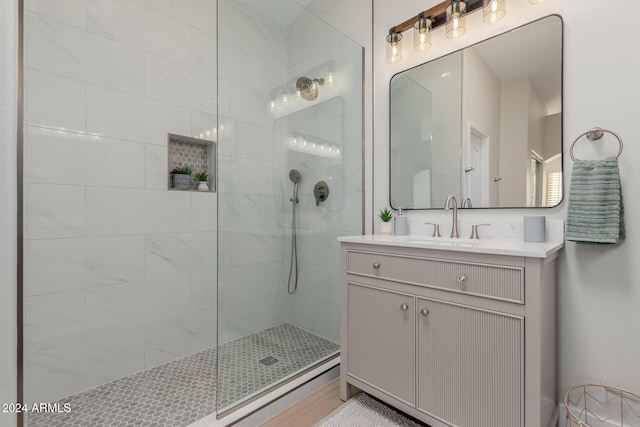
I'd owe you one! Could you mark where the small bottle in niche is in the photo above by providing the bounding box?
[394,208,409,235]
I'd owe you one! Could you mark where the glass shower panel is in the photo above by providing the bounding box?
[217,0,363,414]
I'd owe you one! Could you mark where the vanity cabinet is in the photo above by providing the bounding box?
[340,242,559,427]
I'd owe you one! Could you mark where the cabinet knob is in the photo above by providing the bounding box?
[420,308,429,317]
[373,262,380,269]
[457,274,467,284]
[400,303,409,311]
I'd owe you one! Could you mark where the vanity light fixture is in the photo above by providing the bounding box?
[386,0,533,63]
[386,28,403,64]
[446,0,467,39]
[482,0,506,23]
[414,12,432,51]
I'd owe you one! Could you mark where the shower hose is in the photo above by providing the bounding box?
[287,199,298,295]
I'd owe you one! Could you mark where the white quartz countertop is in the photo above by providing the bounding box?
[338,234,564,258]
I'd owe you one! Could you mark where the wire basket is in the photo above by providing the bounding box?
[565,384,640,427]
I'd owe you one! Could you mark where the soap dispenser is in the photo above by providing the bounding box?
[394,208,409,235]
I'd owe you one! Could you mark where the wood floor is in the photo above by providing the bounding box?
[259,379,345,427]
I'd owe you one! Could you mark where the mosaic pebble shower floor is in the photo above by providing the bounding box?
[26,324,339,427]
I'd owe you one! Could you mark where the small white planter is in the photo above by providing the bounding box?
[197,181,209,191]
[379,221,393,235]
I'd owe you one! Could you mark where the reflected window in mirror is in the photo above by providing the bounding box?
[389,15,563,209]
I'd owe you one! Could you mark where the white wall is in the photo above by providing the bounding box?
[374,0,640,420]
[23,0,218,404]
[0,1,17,425]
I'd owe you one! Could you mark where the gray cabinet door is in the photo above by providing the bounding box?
[417,297,524,427]
[347,283,416,406]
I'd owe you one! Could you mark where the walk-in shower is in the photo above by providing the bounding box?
[21,0,362,425]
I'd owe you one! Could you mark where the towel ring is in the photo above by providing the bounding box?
[570,127,623,161]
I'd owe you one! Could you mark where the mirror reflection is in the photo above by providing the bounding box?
[390,15,563,209]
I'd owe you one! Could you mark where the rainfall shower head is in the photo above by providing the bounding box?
[289,169,301,184]
[296,77,325,101]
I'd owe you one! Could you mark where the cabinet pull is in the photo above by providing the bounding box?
[373,262,380,269]
[400,303,409,311]
[457,274,467,284]
[420,308,429,317]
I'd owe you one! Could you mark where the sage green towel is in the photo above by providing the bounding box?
[566,156,625,244]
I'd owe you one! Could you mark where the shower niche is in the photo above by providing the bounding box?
[167,133,216,192]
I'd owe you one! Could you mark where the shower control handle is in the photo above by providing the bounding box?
[314,181,329,206]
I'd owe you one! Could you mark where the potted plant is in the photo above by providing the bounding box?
[379,207,394,235]
[171,164,193,190]
[195,171,209,191]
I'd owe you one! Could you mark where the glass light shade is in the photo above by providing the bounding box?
[483,0,506,23]
[386,31,403,64]
[446,1,467,39]
[414,16,432,52]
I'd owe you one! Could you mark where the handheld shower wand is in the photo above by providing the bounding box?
[289,169,301,204]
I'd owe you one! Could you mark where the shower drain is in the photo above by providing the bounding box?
[259,356,279,366]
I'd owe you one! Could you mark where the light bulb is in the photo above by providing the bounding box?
[414,14,432,52]
[483,0,506,23]
[386,30,403,64]
[446,1,467,39]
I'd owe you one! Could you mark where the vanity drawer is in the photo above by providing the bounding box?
[347,250,524,304]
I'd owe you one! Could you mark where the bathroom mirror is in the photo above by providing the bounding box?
[390,15,563,209]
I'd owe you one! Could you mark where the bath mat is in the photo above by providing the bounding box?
[314,393,424,427]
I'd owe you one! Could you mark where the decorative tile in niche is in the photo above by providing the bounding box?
[168,133,216,192]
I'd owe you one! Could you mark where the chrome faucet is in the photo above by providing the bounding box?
[444,195,459,238]
[461,197,472,208]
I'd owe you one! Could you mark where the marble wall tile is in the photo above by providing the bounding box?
[87,0,191,65]
[217,194,263,230]
[25,236,145,296]
[87,84,191,145]
[312,302,339,343]
[86,187,145,236]
[191,110,217,141]
[285,294,315,335]
[191,192,217,232]
[217,155,273,196]
[191,27,216,74]
[145,54,216,114]
[145,232,217,276]
[25,126,107,186]
[24,69,86,133]
[24,290,86,354]
[145,0,216,34]
[26,0,88,29]
[191,270,217,312]
[227,230,283,267]
[24,183,86,239]
[144,310,216,368]
[216,115,237,157]
[24,127,145,188]
[25,328,145,404]
[105,139,146,188]
[218,264,266,307]
[85,277,191,337]
[145,143,169,189]
[144,190,192,234]
[25,12,144,95]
